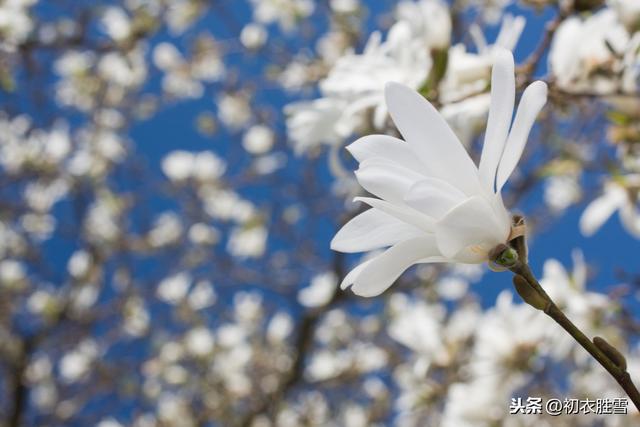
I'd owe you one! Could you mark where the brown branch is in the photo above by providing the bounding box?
[511,262,640,411]
[516,2,572,83]
[236,251,347,427]
[7,338,33,427]
[548,86,640,101]
[493,227,640,412]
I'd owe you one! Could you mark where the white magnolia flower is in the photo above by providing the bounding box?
[218,93,252,130]
[549,9,631,94]
[96,418,124,427]
[579,176,640,238]
[286,20,431,153]
[267,312,294,343]
[388,297,448,362]
[242,124,274,154]
[331,49,547,296]
[396,0,451,50]
[439,93,491,146]
[100,7,132,41]
[285,98,349,154]
[187,280,217,310]
[157,272,191,304]
[439,14,525,103]
[540,251,611,360]
[59,340,99,383]
[184,327,215,357]
[470,291,550,381]
[250,0,314,32]
[298,271,338,307]
[240,23,267,49]
[458,0,510,25]
[544,175,581,213]
[0,0,36,50]
[161,150,226,182]
[286,2,446,154]
[609,0,640,31]
[320,21,431,130]
[227,224,267,258]
[330,0,359,14]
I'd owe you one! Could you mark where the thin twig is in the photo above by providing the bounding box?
[8,338,33,427]
[236,251,347,427]
[510,261,640,411]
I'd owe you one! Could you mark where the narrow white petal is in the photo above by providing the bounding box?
[579,189,626,236]
[384,82,480,195]
[341,93,382,126]
[354,197,435,232]
[488,192,513,231]
[549,17,582,87]
[435,196,510,261]
[347,135,426,173]
[494,14,526,51]
[404,178,467,219]
[373,104,389,130]
[351,236,442,297]
[340,259,373,290]
[356,158,425,204]
[479,48,515,192]
[541,259,570,290]
[496,81,548,192]
[331,208,424,253]
[619,202,640,239]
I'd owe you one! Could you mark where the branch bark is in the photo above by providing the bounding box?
[8,338,33,427]
[493,236,640,411]
[236,251,347,427]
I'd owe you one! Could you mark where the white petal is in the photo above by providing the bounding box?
[340,259,373,290]
[342,93,382,126]
[373,104,388,130]
[404,178,467,219]
[496,81,548,192]
[479,48,515,192]
[489,192,513,231]
[579,188,626,236]
[356,158,425,204]
[384,82,480,195]
[541,259,570,290]
[494,14,526,51]
[350,236,442,297]
[347,134,426,173]
[435,196,510,262]
[354,197,435,232]
[331,208,424,253]
[619,202,640,239]
[549,17,582,87]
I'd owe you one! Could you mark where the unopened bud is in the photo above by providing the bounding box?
[513,275,547,311]
[593,336,627,371]
[489,244,519,269]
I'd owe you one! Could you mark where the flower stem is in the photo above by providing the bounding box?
[510,261,640,411]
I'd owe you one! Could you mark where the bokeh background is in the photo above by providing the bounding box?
[1,0,640,426]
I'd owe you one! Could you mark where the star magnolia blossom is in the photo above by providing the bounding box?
[331,48,547,297]
[579,176,640,238]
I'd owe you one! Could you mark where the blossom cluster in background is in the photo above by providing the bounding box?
[0,0,640,426]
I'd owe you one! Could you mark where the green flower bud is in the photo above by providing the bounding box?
[488,244,519,269]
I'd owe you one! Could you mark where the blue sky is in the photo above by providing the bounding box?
[29,0,639,317]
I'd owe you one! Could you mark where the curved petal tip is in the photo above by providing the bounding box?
[492,47,514,67]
